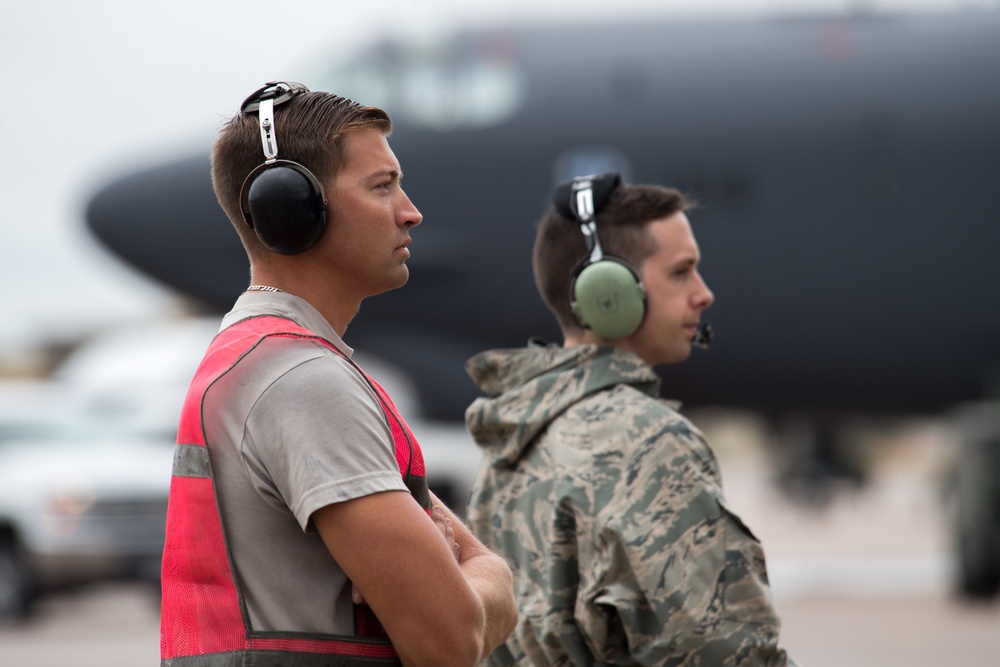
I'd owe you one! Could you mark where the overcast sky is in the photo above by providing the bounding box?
[0,0,987,362]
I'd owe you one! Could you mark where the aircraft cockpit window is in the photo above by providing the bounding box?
[398,59,526,129]
[314,38,527,130]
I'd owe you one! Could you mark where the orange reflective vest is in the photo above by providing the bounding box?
[160,315,430,666]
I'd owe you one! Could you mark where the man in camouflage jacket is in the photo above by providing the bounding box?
[464,175,796,666]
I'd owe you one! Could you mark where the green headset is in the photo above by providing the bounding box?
[554,172,647,341]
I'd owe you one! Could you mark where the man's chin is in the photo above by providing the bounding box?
[369,268,410,296]
[659,345,693,367]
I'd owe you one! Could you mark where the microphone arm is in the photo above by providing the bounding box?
[691,323,713,350]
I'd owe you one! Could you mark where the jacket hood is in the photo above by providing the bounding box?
[464,343,661,468]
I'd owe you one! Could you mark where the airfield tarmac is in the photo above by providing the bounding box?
[1,413,998,666]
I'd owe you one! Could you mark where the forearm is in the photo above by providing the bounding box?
[458,547,517,659]
[432,495,518,660]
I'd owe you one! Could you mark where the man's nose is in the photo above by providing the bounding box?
[399,191,422,227]
[695,271,714,309]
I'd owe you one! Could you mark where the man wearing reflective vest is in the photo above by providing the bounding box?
[160,82,517,667]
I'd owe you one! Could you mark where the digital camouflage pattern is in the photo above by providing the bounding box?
[465,342,796,667]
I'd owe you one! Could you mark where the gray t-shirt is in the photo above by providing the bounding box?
[201,291,408,635]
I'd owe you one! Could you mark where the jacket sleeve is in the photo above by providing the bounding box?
[578,428,795,667]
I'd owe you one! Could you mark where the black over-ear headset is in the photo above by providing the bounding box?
[553,172,647,341]
[238,81,328,255]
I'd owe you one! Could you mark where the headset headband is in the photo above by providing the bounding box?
[240,81,310,162]
[553,171,622,263]
[240,81,310,114]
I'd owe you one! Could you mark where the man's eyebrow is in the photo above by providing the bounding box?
[367,169,401,182]
[673,255,700,269]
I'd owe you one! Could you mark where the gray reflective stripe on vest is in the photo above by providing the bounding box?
[173,444,212,478]
[162,649,401,667]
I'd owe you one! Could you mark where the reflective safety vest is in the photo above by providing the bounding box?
[160,315,431,666]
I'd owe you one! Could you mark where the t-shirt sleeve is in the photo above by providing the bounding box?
[242,351,408,532]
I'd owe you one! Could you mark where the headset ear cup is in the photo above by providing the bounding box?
[571,259,646,340]
[240,161,327,255]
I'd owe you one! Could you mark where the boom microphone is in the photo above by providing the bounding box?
[691,323,713,350]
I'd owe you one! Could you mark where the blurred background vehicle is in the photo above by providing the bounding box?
[0,377,174,619]
[0,424,173,620]
[0,319,221,619]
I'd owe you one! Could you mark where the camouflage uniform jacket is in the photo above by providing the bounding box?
[465,342,795,667]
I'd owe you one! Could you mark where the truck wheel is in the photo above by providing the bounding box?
[955,436,1000,599]
[0,535,33,620]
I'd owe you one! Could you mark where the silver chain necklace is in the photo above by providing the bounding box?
[246,285,285,293]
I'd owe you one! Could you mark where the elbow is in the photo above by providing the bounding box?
[450,630,488,667]
[399,605,487,667]
[498,595,518,646]
[402,627,484,667]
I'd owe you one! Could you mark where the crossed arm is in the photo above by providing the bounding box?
[312,489,518,667]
